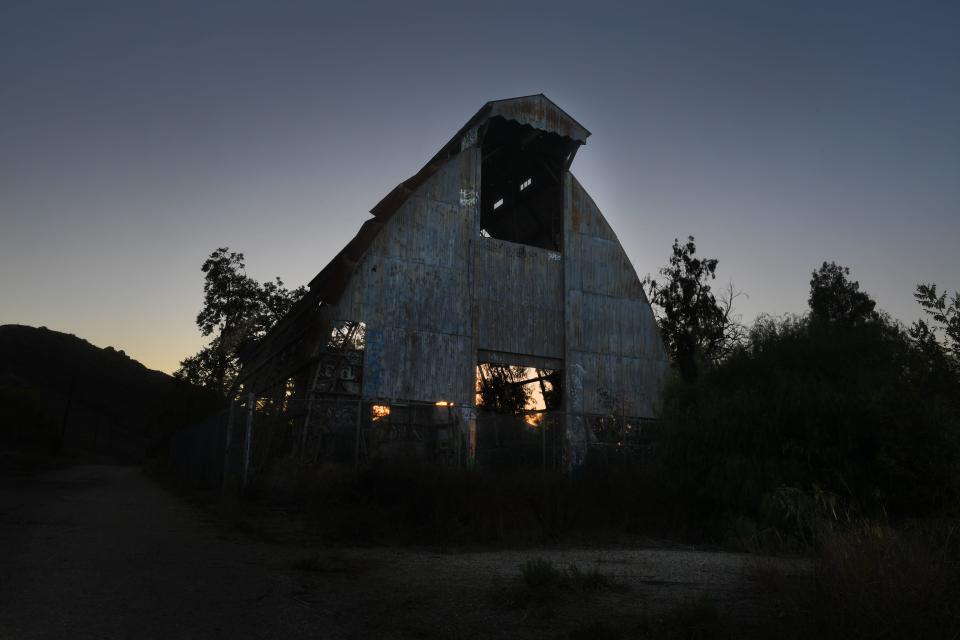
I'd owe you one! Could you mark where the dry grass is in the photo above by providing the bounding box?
[751,520,960,639]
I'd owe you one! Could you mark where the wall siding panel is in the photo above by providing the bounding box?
[476,238,563,358]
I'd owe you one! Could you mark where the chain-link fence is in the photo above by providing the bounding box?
[208,392,660,491]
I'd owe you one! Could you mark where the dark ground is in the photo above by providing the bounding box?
[0,464,805,639]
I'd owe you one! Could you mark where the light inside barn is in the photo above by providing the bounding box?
[371,404,391,421]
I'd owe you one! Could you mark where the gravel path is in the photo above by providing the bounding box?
[0,465,806,639]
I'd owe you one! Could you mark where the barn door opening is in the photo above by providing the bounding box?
[474,358,563,471]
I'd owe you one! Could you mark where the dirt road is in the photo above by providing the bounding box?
[0,465,800,639]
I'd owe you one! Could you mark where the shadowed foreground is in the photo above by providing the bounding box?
[0,465,799,639]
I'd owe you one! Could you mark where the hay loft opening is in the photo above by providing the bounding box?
[480,117,574,251]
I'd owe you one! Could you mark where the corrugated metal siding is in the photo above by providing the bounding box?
[363,327,473,404]
[571,292,661,358]
[566,232,646,299]
[568,176,617,242]
[333,148,479,406]
[564,175,669,420]
[475,238,564,358]
[568,350,667,417]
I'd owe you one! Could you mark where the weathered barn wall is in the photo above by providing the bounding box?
[564,175,669,420]
[331,148,480,406]
[320,145,667,417]
[475,239,564,359]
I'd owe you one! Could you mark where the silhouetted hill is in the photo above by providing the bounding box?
[0,324,222,462]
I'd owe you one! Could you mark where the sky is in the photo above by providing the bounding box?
[1,0,958,374]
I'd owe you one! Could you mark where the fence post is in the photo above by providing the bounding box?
[542,414,547,475]
[242,392,254,487]
[353,397,362,472]
[222,399,235,491]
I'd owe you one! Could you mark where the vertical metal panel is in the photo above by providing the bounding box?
[569,350,668,417]
[571,292,663,360]
[475,238,564,358]
[363,329,473,405]
[333,148,479,407]
[566,232,646,300]
[568,176,617,242]
[563,175,669,421]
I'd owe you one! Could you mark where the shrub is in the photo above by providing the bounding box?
[658,315,960,543]
[813,522,959,639]
[522,558,563,589]
[751,519,960,639]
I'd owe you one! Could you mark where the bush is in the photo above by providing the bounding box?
[492,559,623,611]
[658,315,960,544]
[753,520,960,639]
[813,522,959,639]
[522,558,563,589]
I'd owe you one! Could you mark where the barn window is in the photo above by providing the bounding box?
[479,117,566,251]
[327,320,366,351]
[475,362,562,414]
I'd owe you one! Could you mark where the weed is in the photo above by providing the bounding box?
[495,558,624,612]
[521,558,563,589]
[566,563,623,592]
[748,520,960,639]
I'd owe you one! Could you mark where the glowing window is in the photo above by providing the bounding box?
[371,404,391,421]
[519,178,532,191]
[493,198,504,210]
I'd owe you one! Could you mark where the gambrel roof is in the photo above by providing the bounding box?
[307,94,589,306]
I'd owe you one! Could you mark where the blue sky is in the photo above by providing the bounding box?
[2,0,958,373]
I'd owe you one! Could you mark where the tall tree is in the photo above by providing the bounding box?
[808,261,876,324]
[175,248,305,395]
[644,236,734,382]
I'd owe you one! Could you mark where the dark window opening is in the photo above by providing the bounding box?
[480,117,573,251]
[326,320,366,351]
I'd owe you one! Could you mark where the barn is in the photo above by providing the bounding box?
[229,94,669,484]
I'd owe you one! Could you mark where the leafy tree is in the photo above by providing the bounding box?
[644,236,738,382]
[175,248,305,395]
[912,283,960,363]
[808,261,876,324]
